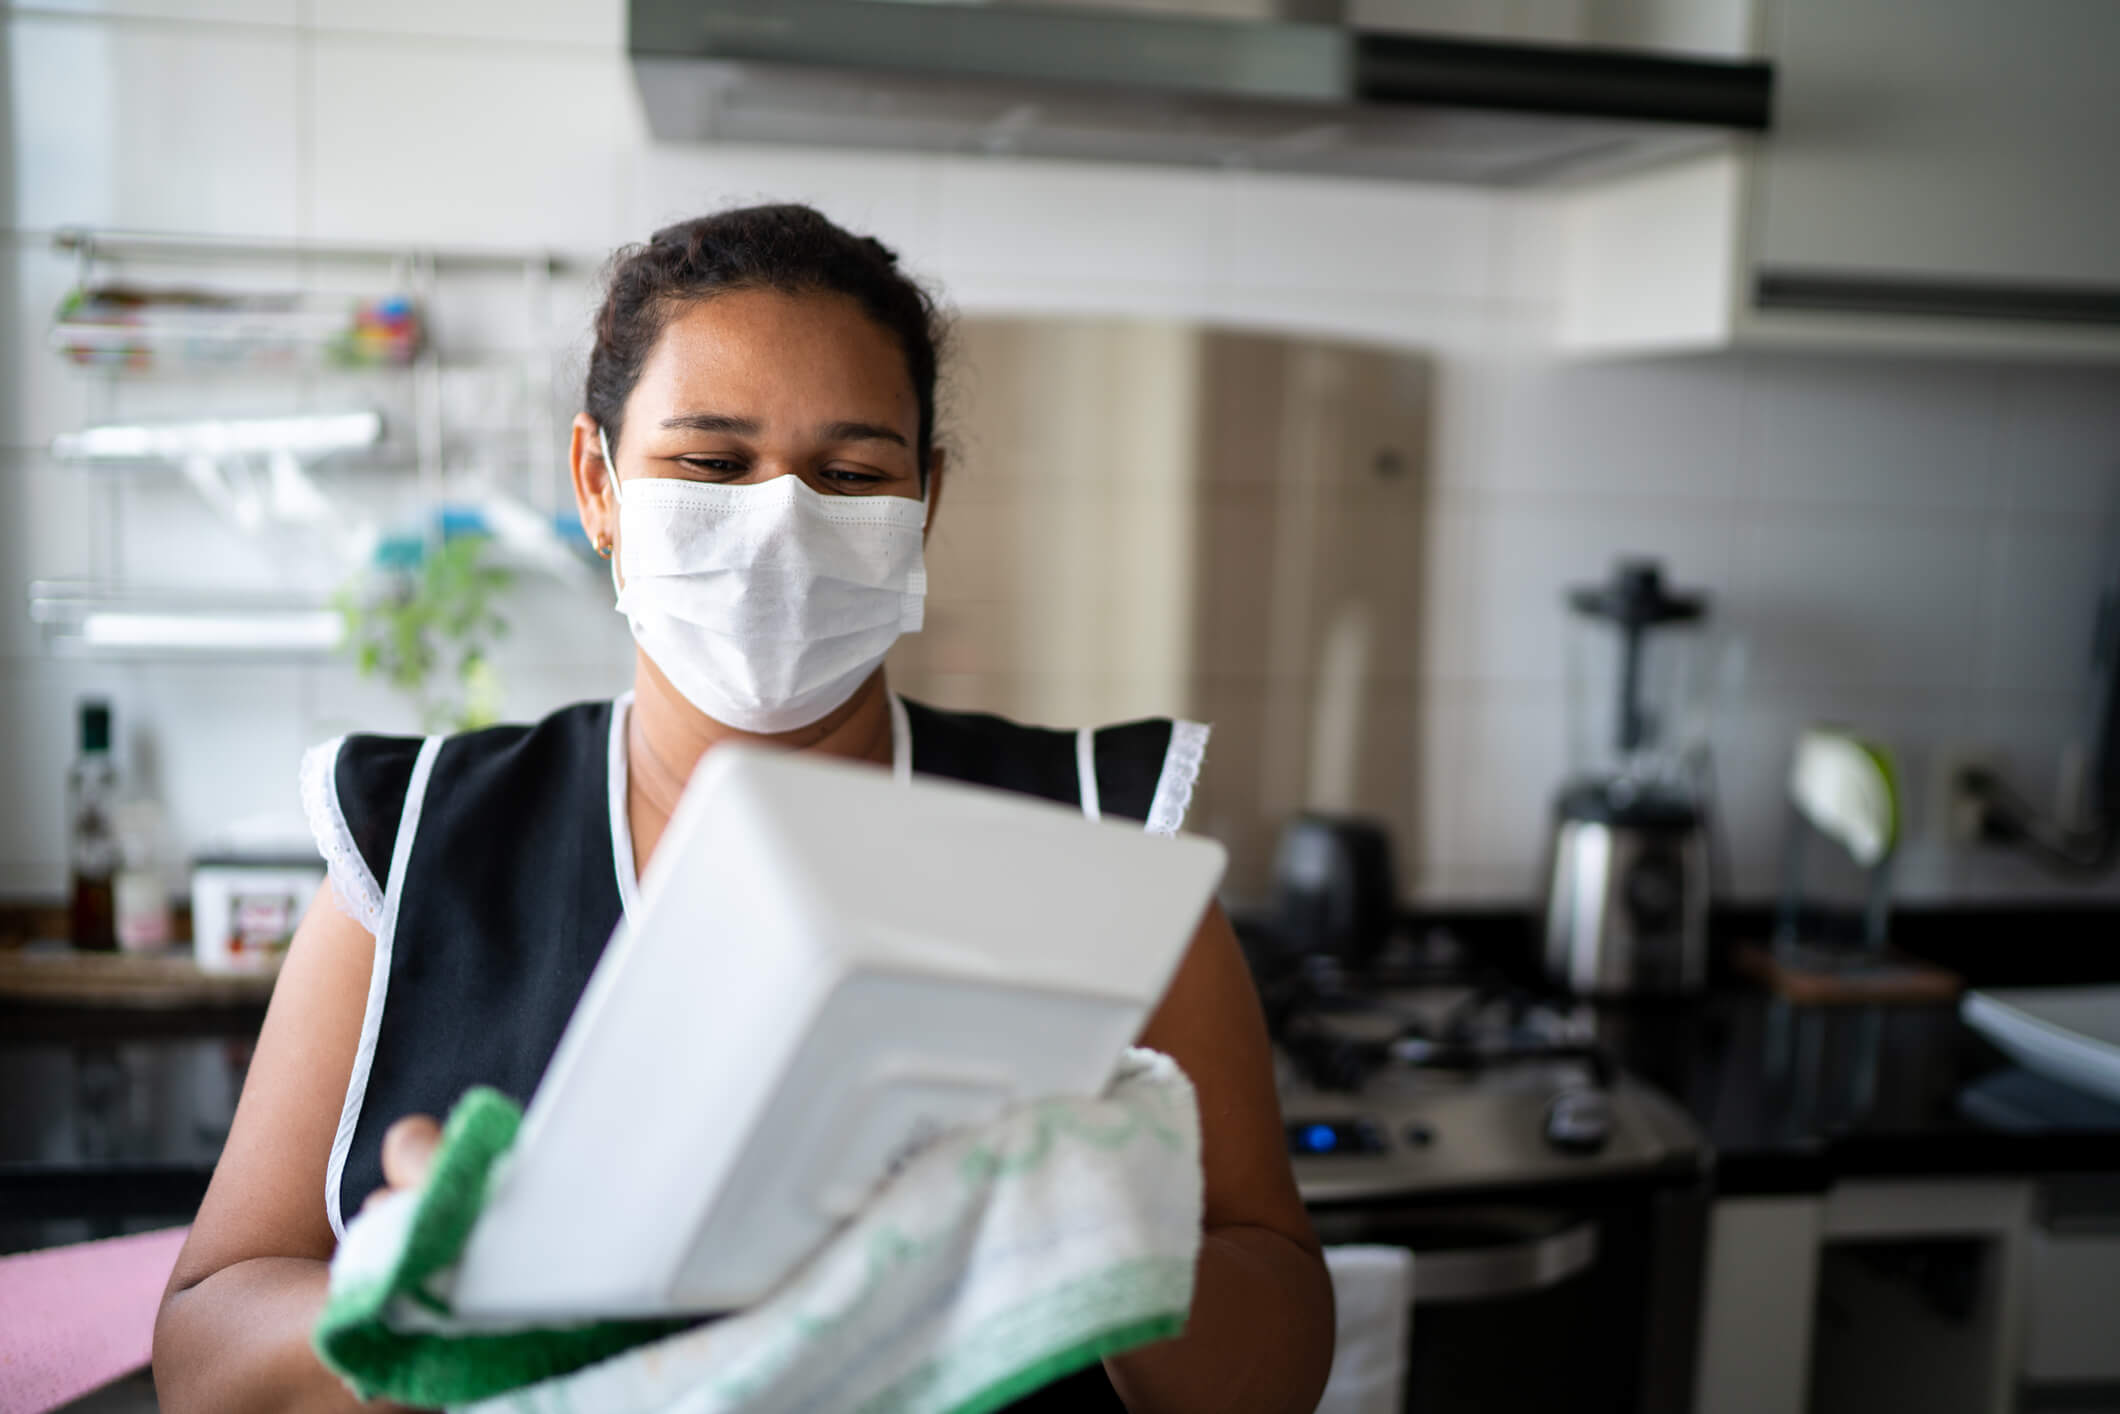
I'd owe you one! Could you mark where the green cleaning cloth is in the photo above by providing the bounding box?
[313,1050,1202,1414]
[312,1088,690,1406]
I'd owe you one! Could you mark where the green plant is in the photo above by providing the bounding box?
[335,534,512,732]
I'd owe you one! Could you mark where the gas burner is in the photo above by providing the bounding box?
[1274,980,1613,1096]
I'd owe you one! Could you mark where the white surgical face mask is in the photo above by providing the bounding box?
[601,428,927,733]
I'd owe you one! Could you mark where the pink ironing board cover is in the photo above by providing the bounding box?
[0,1226,187,1414]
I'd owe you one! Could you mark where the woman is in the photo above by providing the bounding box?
[154,205,1334,1414]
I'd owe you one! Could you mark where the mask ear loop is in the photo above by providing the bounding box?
[599,426,624,507]
[598,427,624,600]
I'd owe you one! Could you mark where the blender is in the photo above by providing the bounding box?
[1542,558,1713,996]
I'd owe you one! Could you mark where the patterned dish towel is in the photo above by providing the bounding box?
[314,1049,1202,1414]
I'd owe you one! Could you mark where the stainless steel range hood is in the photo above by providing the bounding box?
[631,0,1773,186]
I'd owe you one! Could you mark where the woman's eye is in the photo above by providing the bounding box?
[821,468,887,487]
[678,457,745,476]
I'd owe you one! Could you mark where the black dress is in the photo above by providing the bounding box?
[299,692,1209,1410]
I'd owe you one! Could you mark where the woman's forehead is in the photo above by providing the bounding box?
[632,289,918,431]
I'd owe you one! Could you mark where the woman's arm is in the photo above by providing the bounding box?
[153,887,408,1414]
[1105,902,1335,1414]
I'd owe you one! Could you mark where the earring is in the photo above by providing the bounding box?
[595,538,613,559]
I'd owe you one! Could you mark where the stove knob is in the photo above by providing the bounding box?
[1544,1088,1613,1154]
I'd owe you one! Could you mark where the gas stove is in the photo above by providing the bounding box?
[1258,949,1713,1413]
[1272,978,1705,1204]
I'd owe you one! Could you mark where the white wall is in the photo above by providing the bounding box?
[3,0,2117,907]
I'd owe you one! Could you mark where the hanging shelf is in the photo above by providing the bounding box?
[37,229,596,659]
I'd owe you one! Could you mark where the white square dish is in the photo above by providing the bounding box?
[450,743,1225,1319]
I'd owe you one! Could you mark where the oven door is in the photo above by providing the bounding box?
[1310,1178,1708,1414]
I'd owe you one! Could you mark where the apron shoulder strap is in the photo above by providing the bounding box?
[896,698,1209,834]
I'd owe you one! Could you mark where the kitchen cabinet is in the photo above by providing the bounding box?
[1694,1178,2120,1414]
[1808,1180,2031,1414]
[1691,1196,1822,1414]
[2020,1179,2120,1394]
[1557,0,2120,360]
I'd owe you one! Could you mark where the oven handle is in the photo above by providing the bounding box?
[1410,1220,1600,1305]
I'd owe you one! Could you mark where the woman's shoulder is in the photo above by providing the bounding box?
[299,700,614,932]
[899,697,1208,835]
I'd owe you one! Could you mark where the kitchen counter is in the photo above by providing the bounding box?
[1360,904,2120,1199]
[9,905,2120,1250]
[1592,991,2120,1195]
[22,988,2099,1223]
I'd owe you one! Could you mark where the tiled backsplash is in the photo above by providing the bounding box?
[1419,356,2120,903]
[3,1,2117,907]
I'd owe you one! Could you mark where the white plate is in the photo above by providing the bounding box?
[1961,986,2120,1109]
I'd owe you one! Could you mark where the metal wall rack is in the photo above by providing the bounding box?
[37,228,593,658]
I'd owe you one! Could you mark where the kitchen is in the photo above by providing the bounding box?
[2,1,2118,1411]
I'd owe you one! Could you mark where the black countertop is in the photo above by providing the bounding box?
[6,905,2119,1248]
[1431,903,2120,1197]
[0,1001,260,1253]
[1593,991,2120,1195]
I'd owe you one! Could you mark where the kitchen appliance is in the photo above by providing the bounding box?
[1272,814,1400,969]
[453,744,1225,1318]
[1542,559,1713,997]
[630,1,1772,188]
[1271,962,1709,1414]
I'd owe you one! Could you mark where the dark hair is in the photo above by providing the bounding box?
[584,204,946,474]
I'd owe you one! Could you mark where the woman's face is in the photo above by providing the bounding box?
[573,287,936,560]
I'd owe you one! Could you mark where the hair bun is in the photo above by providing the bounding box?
[647,219,700,249]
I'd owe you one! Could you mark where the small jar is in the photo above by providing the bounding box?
[113,801,173,953]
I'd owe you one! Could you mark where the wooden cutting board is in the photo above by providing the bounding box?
[1734,942,1963,1005]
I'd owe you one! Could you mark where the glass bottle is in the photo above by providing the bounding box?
[68,700,120,952]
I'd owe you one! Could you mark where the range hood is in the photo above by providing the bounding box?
[631,0,1773,186]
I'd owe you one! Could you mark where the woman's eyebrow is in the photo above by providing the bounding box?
[819,420,909,448]
[661,412,761,435]
[659,413,907,449]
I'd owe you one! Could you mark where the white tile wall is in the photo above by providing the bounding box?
[303,0,620,47]
[1996,366,2120,518]
[4,0,2119,908]
[14,0,296,23]
[8,12,301,238]
[1450,686,1572,900]
[1467,353,1750,499]
[625,145,936,268]
[304,32,639,249]
[1737,355,2001,514]
[1978,519,2118,702]
[1727,506,1991,696]
[1424,490,1737,687]
[1427,347,2120,905]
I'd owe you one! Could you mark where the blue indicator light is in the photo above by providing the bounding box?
[1305,1124,1337,1153]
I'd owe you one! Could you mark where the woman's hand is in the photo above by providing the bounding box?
[363,1115,443,1212]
